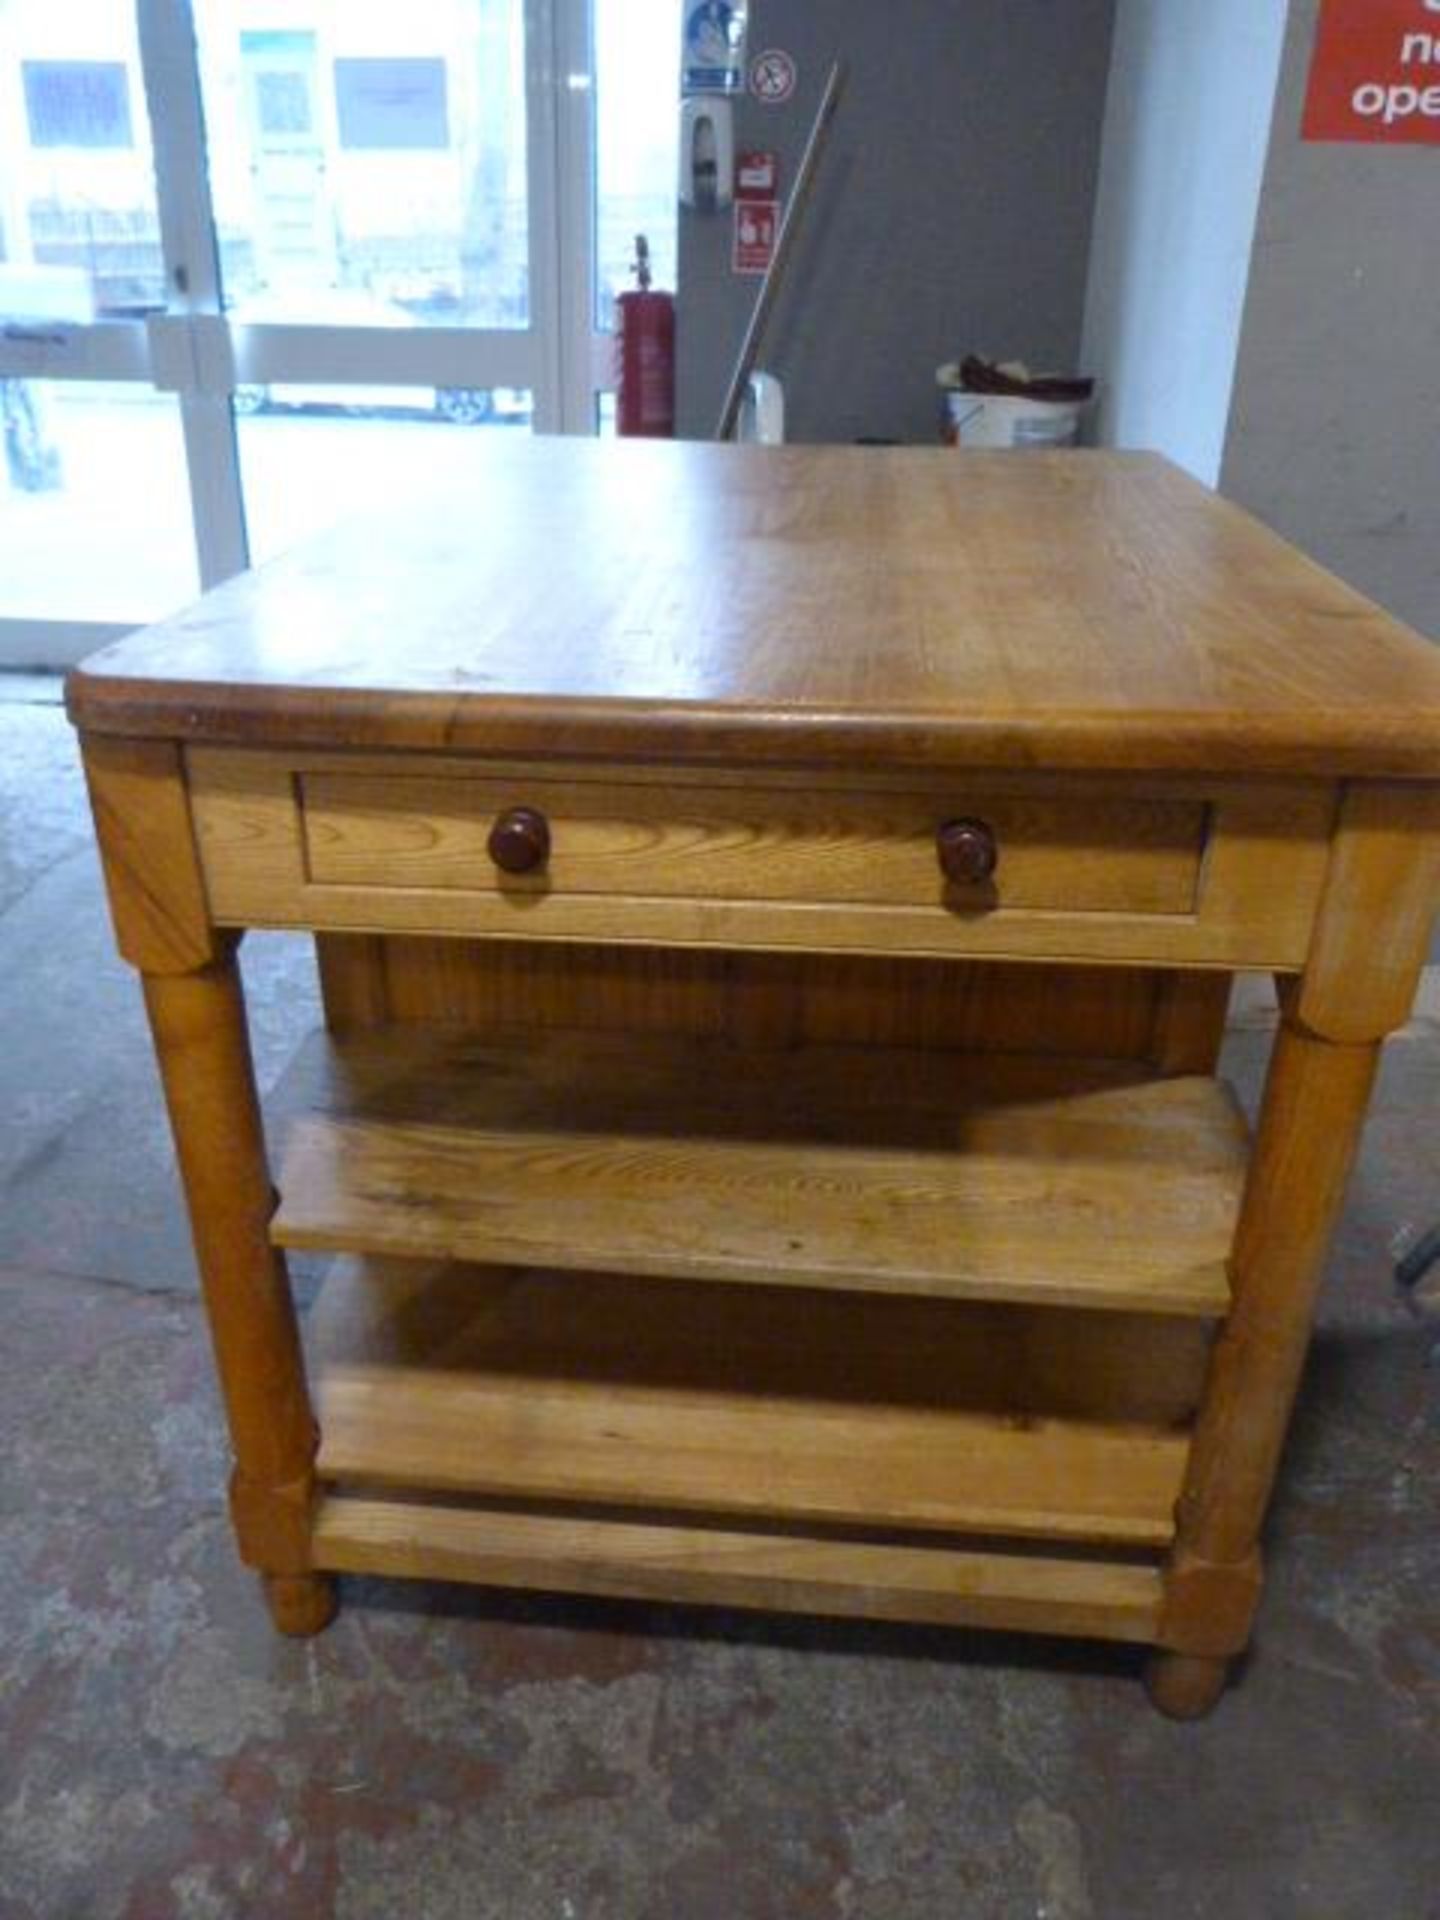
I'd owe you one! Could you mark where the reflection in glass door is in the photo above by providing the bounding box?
[190,0,541,564]
[204,6,531,327]
[236,28,337,290]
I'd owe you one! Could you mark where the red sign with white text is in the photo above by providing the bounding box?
[1303,0,1440,143]
[736,149,778,200]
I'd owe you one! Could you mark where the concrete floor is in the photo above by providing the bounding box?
[2,674,1438,1920]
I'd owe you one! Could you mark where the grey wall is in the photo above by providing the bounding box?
[676,0,1116,444]
[1080,0,1288,484]
[1222,0,1440,641]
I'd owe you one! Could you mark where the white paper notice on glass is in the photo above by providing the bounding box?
[334,58,450,150]
[682,0,748,95]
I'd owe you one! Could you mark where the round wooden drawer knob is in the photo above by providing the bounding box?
[937,817,999,887]
[488,806,551,875]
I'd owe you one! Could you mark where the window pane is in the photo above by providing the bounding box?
[594,0,681,332]
[236,381,533,566]
[192,2,529,329]
[0,382,197,623]
[0,6,164,316]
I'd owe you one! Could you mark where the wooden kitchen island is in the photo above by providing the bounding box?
[67,442,1440,1718]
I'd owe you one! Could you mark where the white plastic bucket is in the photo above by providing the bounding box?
[940,389,1085,450]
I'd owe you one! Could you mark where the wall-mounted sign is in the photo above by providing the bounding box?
[1303,0,1440,143]
[749,48,798,105]
[683,1,748,96]
[733,198,778,275]
[736,149,778,200]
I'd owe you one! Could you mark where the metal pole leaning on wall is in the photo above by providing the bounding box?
[715,60,848,443]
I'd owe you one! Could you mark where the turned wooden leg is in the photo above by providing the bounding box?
[1174,1025,1378,1558]
[143,953,332,1631]
[264,1572,339,1637]
[1144,1651,1230,1721]
[1155,784,1440,1713]
[1153,1017,1377,1704]
[82,738,334,1633]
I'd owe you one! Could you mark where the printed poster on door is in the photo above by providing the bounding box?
[1303,0,1440,143]
[683,1,748,95]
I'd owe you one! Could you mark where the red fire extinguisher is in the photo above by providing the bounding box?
[615,235,675,438]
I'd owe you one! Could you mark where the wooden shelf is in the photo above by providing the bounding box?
[272,1026,1246,1316]
[305,1256,1198,1548]
[312,1496,1166,1645]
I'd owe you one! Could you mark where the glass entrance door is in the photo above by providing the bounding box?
[0,0,680,667]
[0,0,198,663]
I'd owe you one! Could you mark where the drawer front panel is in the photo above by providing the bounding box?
[299,773,1206,916]
[188,750,1336,968]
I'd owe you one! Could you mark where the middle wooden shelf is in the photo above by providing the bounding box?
[269,1024,1248,1317]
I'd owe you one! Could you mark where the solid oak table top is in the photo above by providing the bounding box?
[68,441,1440,777]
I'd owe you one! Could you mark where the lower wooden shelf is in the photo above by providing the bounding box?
[311,1494,1166,1645]
[305,1256,1199,1550]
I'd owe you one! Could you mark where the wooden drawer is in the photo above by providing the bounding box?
[298,770,1205,916]
[188,750,1337,967]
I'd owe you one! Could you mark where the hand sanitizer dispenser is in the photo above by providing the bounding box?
[680,98,733,213]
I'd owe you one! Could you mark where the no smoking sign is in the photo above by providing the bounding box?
[750,48,797,104]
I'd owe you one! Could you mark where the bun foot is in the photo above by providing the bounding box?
[263,1572,338,1637]
[1145,1650,1229,1720]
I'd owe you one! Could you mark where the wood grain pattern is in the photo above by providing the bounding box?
[313,1353,1186,1547]
[315,932,390,1033]
[269,1026,1247,1316]
[1296,782,1440,1043]
[311,1496,1166,1642]
[1155,779,1440,1672]
[300,770,1206,914]
[81,737,216,974]
[142,956,323,1587]
[65,439,1440,1694]
[66,445,1440,777]
[1157,1544,1263,1659]
[1174,1022,1379,1572]
[1149,971,1233,1075]
[309,1253,1213,1444]
[313,934,1176,1060]
[190,750,1333,969]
